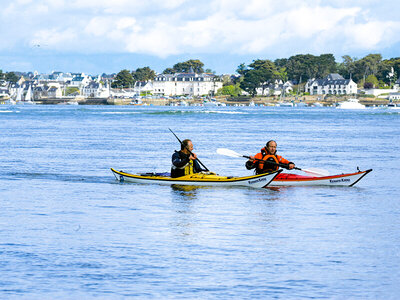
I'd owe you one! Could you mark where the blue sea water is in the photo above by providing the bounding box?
[0,105,399,299]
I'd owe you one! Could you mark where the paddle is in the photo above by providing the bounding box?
[169,128,210,171]
[216,148,329,177]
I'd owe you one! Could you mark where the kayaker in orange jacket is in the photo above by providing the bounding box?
[246,140,295,174]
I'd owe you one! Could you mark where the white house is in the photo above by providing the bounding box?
[0,87,9,97]
[388,93,400,101]
[305,73,357,95]
[134,81,153,96]
[152,72,222,96]
[69,73,91,88]
[81,81,110,98]
[394,79,400,91]
[363,88,398,97]
[47,86,63,98]
[255,80,294,96]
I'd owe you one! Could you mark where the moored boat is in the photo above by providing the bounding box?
[336,98,365,109]
[111,168,282,188]
[269,169,372,187]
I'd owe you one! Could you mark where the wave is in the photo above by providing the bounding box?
[202,110,248,114]
[0,110,19,113]
[100,112,141,115]
[146,110,248,115]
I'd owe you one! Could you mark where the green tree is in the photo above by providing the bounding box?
[353,54,382,82]
[239,59,278,96]
[277,67,288,82]
[132,67,156,81]
[240,69,265,97]
[274,58,288,69]
[5,72,19,83]
[337,55,357,78]
[162,68,175,74]
[316,54,336,78]
[284,54,317,80]
[217,84,242,97]
[111,69,134,88]
[205,68,215,74]
[365,74,379,88]
[173,59,204,73]
[236,63,247,76]
[65,87,80,96]
[377,58,399,86]
[276,54,337,81]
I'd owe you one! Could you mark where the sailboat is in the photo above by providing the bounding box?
[15,86,23,103]
[19,84,35,105]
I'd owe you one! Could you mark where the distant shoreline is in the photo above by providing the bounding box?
[31,95,392,107]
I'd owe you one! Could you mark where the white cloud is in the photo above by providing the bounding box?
[1,0,400,59]
[345,21,400,49]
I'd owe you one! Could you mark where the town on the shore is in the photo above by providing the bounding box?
[1,53,399,107]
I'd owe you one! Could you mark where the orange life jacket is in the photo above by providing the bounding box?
[254,147,291,172]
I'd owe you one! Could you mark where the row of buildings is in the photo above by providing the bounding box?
[1,71,399,101]
[0,71,223,101]
[305,73,400,99]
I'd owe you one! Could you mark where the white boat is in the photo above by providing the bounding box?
[111,168,282,189]
[336,98,365,109]
[388,103,400,109]
[203,99,226,107]
[312,102,323,107]
[295,102,308,107]
[276,102,294,107]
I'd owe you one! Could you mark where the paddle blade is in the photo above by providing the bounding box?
[301,168,330,177]
[216,148,243,158]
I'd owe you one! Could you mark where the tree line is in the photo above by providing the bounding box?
[0,70,19,83]
[111,54,399,96]
[234,54,400,96]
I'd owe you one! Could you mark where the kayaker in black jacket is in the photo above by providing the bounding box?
[171,139,206,178]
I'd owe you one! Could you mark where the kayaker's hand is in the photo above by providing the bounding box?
[288,163,295,170]
[189,152,197,160]
[248,155,255,162]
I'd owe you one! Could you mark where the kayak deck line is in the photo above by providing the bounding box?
[270,169,372,187]
[111,168,282,188]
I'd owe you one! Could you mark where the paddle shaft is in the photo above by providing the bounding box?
[169,128,210,171]
[243,155,300,170]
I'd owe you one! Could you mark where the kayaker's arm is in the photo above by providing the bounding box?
[265,161,295,170]
[172,151,190,168]
[245,159,257,170]
[193,159,207,172]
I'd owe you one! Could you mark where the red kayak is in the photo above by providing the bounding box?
[269,169,372,187]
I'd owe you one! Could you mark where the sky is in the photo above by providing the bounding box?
[0,0,399,75]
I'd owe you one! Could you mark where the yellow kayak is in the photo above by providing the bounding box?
[111,168,282,188]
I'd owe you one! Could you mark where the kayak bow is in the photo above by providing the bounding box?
[111,168,282,188]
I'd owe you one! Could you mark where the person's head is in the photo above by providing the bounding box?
[265,140,277,155]
[181,139,193,153]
